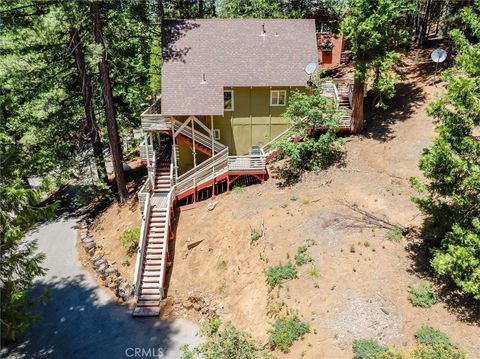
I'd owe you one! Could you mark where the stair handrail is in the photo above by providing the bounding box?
[158,152,176,298]
[173,120,226,152]
[175,148,229,195]
[176,147,229,184]
[261,128,293,155]
[133,193,151,299]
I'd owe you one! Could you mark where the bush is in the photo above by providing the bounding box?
[181,320,272,359]
[294,245,312,266]
[408,282,438,308]
[268,315,310,353]
[408,343,466,359]
[386,228,403,242]
[415,326,450,347]
[119,228,140,255]
[266,261,297,288]
[250,228,262,242]
[352,339,387,359]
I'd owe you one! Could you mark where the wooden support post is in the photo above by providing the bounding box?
[144,133,150,168]
[191,118,197,168]
[210,115,214,156]
[171,117,178,180]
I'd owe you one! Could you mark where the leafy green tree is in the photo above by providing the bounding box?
[276,90,344,184]
[410,6,480,299]
[341,0,414,132]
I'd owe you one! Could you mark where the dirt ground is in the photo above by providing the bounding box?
[163,51,480,358]
[82,158,145,294]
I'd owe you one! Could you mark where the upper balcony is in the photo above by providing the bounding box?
[140,100,171,132]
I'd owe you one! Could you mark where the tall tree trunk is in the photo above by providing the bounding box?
[90,1,128,202]
[69,27,108,185]
[351,76,365,133]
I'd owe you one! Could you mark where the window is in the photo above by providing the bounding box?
[213,129,221,140]
[270,90,286,106]
[224,90,234,111]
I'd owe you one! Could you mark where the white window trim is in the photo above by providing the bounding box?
[224,90,234,111]
[213,129,221,140]
[270,90,287,106]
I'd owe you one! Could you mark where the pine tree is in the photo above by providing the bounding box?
[410,6,480,299]
[341,0,414,133]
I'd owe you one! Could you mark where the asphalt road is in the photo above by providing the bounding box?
[2,188,201,359]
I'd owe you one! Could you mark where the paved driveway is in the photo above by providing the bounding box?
[2,189,200,359]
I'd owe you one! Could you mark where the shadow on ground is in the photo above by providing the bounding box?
[362,81,425,142]
[1,276,193,359]
[405,237,480,325]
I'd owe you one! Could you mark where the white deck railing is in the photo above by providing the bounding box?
[140,101,170,131]
[228,155,265,171]
[139,140,154,163]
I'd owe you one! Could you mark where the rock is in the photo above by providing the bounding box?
[90,255,102,263]
[88,248,96,256]
[83,242,96,251]
[193,303,202,311]
[207,201,218,211]
[93,258,107,268]
[183,301,193,309]
[96,264,108,274]
[82,238,94,246]
[203,297,210,307]
[105,266,118,276]
[217,302,224,309]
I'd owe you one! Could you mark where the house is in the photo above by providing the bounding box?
[132,19,352,316]
[160,19,318,169]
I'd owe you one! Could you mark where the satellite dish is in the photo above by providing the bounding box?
[431,48,447,63]
[304,62,317,75]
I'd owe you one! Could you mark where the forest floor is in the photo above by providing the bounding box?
[87,48,480,358]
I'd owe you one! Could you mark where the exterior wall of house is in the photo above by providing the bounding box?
[174,86,308,172]
[317,33,345,67]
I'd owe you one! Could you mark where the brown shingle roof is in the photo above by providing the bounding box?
[161,19,318,116]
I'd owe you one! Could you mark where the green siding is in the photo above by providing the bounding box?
[173,86,307,157]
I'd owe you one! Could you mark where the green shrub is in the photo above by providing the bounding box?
[119,228,140,255]
[266,261,297,288]
[250,228,262,242]
[415,326,450,347]
[408,282,438,308]
[294,245,312,266]
[386,228,403,242]
[181,320,272,359]
[408,343,466,359]
[268,315,310,353]
[352,338,387,359]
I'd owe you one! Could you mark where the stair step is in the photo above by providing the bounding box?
[146,249,163,255]
[144,269,162,275]
[147,243,164,248]
[141,281,159,288]
[144,264,162,272]
[145,259,162,265]
[139,294,161,300]
[132,306,160,317]
[140,288,161,294]
[137,300,160,306]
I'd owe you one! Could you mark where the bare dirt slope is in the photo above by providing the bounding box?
[165,54,480,358]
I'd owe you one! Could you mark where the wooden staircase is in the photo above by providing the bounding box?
[133,143,172,317]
